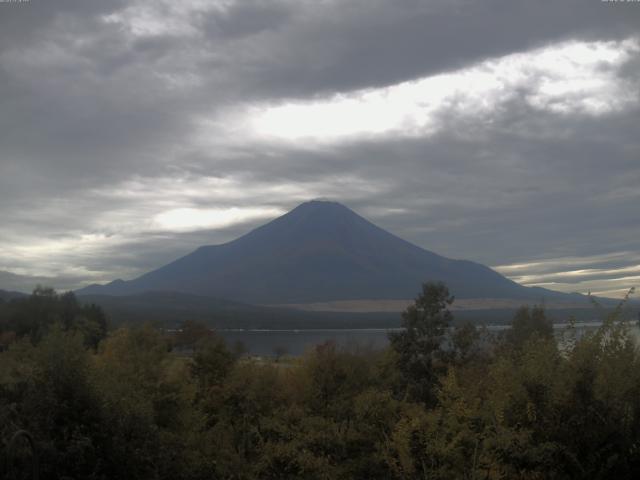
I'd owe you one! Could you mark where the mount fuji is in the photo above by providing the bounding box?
[77,201,581,308]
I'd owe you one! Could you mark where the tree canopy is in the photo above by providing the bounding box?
[1,285,640,479]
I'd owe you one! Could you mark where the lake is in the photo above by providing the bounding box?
[217,321,639,356]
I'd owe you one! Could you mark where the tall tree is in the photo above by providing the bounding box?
[389,281,454,405]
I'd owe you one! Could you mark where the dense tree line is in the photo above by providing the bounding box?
[1,284,639,479]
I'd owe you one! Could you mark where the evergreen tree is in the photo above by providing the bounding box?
[389,281,454,405]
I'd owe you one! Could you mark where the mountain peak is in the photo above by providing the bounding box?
[249,200,368,239]
[297,199,345,207]
[289,199,355,216]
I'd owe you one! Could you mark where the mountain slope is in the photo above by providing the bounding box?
[77,200,580,304]
[0,289,28,302]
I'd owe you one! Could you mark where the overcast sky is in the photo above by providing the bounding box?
[1,0,639,298]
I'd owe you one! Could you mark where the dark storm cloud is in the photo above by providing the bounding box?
[201,0,293,39]
[0,0,639,296]
[0,0,126,49]
[195,0,640,99]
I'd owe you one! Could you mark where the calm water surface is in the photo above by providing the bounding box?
[218,322,640,356]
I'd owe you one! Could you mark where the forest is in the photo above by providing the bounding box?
[1,284,639,479]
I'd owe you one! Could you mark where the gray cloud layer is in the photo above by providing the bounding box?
[0,0,639,297]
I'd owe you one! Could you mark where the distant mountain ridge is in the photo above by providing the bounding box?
[0,289,28,302]
[77,200,583,304]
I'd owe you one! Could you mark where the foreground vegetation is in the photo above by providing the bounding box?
[1,285,639,479]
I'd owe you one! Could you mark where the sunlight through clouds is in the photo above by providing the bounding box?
[494,253,640,298]
[154,207,285,232]
[247,37,639,143]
